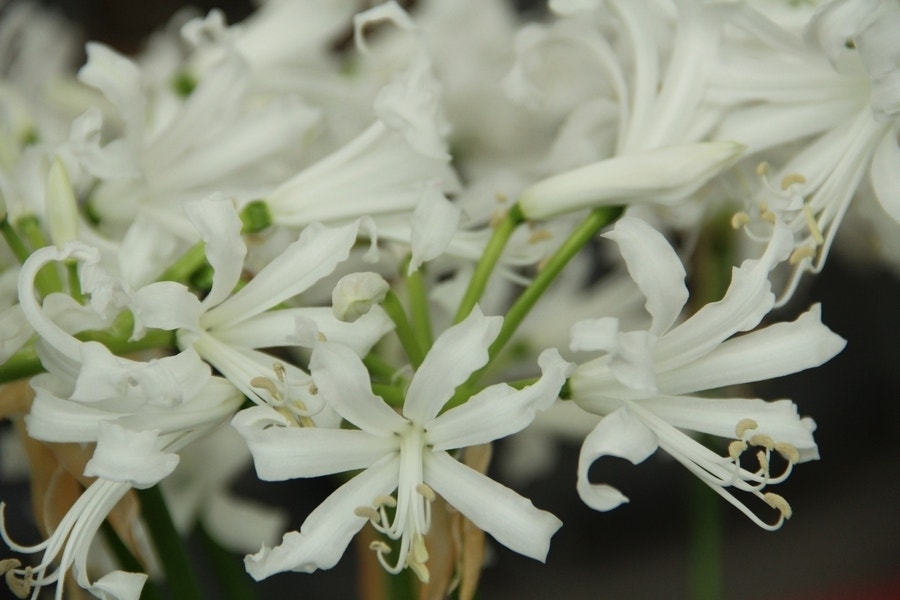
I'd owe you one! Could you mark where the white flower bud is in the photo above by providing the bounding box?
[518,142,745,220]
[332,272,390,322]
[46,158,79,247]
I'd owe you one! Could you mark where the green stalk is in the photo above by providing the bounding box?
[382,290,426,369]
[0,343,43,384]
[687,475,722,600]
[405,265,433,352]
[453,204,525,323]
[0,219,30,263]
[66,261,83,304]
[99,520,165,600]
[364,353,400,383]
[17,216,63,295]
[447,206,623,409]
[157,241,207,284]
[372,383,405,407]
[197,521,257,600]
[136,485,204,600]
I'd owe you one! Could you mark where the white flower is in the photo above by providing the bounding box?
[568,217,846,529]
[232,307,570,582]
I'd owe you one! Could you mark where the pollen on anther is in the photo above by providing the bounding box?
[0,559,21,577]
[749,434,775,450]
[756,450,769,472]
[735,419,758,438]
[728,441,747,460]
[5,565,31,599]
[780,173,807,191]
[790,246,816,265]
[251,377,280,399]
[803,204,825,245]
[355,506,380,522]
[374,495,397,508]
[369,540,391,554]
[756,161,770,177]
[416,483,436,502]
[775,442,800,465]
[731,212,750,229]
[764,492,793,519]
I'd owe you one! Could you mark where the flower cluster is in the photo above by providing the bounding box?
[0,0,892,598]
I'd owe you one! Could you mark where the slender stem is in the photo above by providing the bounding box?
[405,265,433,352]
[66,261,83,304]
[0,219,30,263]
[453,204,525,323]
[372,383,405,407]
[0,343,43,383]
[687,466,722,600]
[18,216,63,295]
[364,353,399,382]
[136,485,204,600]
[197,521,257,600]
[382,290,426,369]
[158,241,207,284]
[447,206,623,409]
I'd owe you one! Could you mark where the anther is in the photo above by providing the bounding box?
[756,450,769,472]
[803,205,825,245]
[528,229,553,244]
[374,495,397,508]
[369,540,391,554]
[489,209,506,228]
[416,483,436,502]
[775,442,800,465]
[735,419,758,438]
[308,383,318,395]
[6,565,31,599]
[273,362,286,382]
[408,535,430,583]
[749,434,775,450]
[764,492,793,520]
[756,162,770,177]
[731,212,751,229]
[780,173,807,191]
[728,441,747,461]
[0,559,20,576]
[354,506,381,522]
[789,246,816,265]
[251,377,280,400]
[317,332,327,342]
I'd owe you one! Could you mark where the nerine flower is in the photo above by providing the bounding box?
[233,307,570,582]
[568,217,845,529]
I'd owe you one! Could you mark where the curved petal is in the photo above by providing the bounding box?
[403,306,502,424]
[129,281,202,338]
[427,349,572,451]
[183,194,246,312]
[424,450,562,562]
[870,124,900,223]
[603,217,687,335]
[83,423,180,489]
[244,454,399,580]
[576,407,658,511]
[203,221,358,329]
[569,317,620,353]
[309,341,407,436]
[408,181,461,274]
[88,570,148,600]
[657,304,845,394]
[232,407,397,480]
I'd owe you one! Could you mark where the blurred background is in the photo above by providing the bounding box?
[1,1,898,598]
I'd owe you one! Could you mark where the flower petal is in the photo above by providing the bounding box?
[83,422,180,489]
[183,194,246,312]
[403,305,502,424]
[576,407,658,511]
[88,570,148,600]
[244,454,399,580]
[309,341,408,435]
[870,124,900,223]
[427,349,572,451]
[232,406,397,480]
[424,450,562,562]
[408,181,461,274]
[603,217,687,335]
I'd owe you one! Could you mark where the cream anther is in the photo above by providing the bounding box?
[308,383,318,396]
[273,363,286,381]
[764,492,793,520]
[756,161,770,176]
[780,173,807,191]
[728,440,747,460]
[803,205,825,245]
[789,246,817,265]
[250,377,280,400]
[735,419,759,438]
[775,443,800,465]
[6,565,31,599]
[416,483,436,502]
[528,229,553,244]
[374,495,397,508]
[369,540,391,554]
[731,212,751,229]
[0,559,20,576]
[317,332,327,342]
[749,434,775,450]
[756,450,769,472]
[355,506,381,522]
[408,535,430,583]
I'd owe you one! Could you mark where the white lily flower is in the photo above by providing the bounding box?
[233,307,570,582]
[569,217,846,529]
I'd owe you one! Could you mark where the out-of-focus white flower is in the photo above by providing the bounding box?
[568,217,845,529]
[331,272,390,322]
[233,307,570,582]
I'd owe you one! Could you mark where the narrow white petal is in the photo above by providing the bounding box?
[26,377,114,442]
[870,125,900,222]
[309,341,407,436]
[403,306,502,424]
[245,455,399,580]
[427,349,572,451]
[183,194,246,312]
[203,221,358,329]
[83,423,180,489]
[576,408,658,511]
[77,43,145,139]
[657,304,845,394]
[603,217,687,335]
[424,450,562,562]
[569,317,620,353]
[88,570,148,600]
[408,182,461,274]
[233,407,397,480]
[129,281,202,338]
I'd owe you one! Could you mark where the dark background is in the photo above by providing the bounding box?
[2,1,898,598]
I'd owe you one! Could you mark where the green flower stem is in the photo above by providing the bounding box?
[382,290,426,369]
[448,206,624,409]
[405,265,433,352]
[453,204,525,323]
[18,216,63,295]
[158,241,207,284]
[66,261,83,304]
[197,521,257,600]
[0,343,43,384]
[364,353,400,383]
[99,520,165,600]
[0,219,30,263]
[687,473,722,600]
[136,485,204,600]
[372,383,405,407]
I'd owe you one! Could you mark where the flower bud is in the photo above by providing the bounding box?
[332,272,390,322]
[46,158,79,246]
